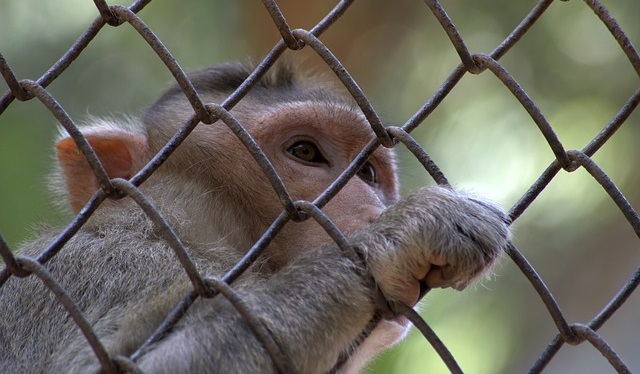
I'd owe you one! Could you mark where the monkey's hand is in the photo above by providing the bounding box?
[356,186,510,308]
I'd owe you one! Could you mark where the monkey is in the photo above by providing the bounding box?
[0,62,510,373]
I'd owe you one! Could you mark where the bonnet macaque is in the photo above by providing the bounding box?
[0,62,509,373]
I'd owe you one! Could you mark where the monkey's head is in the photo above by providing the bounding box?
[55,62,399,268]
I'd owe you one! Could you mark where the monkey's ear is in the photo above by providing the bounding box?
[56,129,149,213]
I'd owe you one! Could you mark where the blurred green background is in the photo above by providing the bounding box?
[1,1,639,373]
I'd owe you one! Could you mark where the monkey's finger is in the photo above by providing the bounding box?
[409,254,448,280]
[409,255,451,303]
[424,266,447,288]
[423,263,463,290]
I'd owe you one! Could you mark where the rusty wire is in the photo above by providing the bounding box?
[0,0,639,373]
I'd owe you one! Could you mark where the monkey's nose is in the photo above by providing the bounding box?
[329,205,385,234]
[363,206,385,224]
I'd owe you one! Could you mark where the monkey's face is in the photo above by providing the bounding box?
[248,101,399,267]
[142,95,399,268]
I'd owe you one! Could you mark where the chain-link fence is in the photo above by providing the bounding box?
[1,0,639,373]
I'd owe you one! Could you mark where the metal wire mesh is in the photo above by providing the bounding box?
[0,0,638,372]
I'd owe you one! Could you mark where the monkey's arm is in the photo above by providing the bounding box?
[136,244,376,374]
[136,186,508,374]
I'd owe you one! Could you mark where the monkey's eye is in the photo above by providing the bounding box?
[357,162,377,186]
[287,141,327,165]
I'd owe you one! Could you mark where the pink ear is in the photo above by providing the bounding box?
[56,129,149,213]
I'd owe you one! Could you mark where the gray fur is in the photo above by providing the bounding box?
[0,62,509,373]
